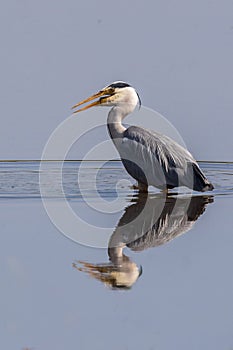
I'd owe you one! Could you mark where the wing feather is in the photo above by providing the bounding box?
[124,126,195,169]
[118,126,212,190]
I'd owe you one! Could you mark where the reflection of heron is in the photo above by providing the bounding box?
[74,194,213,289]
[72,82,214,193]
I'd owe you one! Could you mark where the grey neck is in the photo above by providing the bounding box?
[107,106,127,144]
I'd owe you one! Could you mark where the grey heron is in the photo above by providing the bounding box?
[72,81,214,193]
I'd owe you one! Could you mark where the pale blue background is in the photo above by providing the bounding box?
[1,0,233,160]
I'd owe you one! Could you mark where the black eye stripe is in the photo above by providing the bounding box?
[108,82,131,89]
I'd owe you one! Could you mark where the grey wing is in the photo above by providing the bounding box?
[126,196,212,251]
[109,195,212,251]
[119,126,212,190]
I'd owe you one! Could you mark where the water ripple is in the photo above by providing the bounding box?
[0,161,232,199]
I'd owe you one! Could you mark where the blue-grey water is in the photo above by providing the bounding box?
[0,161,233,350]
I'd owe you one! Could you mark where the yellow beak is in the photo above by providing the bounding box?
[71,88,113,114]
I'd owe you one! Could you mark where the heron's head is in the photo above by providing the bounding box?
[72,81,141,114]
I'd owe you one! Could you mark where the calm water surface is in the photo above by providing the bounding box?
[0,161,233,350]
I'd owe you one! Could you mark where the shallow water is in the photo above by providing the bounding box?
[0,161,233,350]
[1,160,233,198]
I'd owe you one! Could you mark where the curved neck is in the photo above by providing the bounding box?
[107,106,127,143]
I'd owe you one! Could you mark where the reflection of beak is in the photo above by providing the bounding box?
[71,88,113,114]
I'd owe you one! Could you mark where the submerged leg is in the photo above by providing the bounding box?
[138,182,148,193]
[161,187,169,196]
[130,182,148,192]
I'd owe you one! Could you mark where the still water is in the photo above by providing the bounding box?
[0,161,233,350]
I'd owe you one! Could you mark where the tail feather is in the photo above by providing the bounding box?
[192,163,214,192]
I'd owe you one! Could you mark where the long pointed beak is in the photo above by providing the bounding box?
[71,90,109,114]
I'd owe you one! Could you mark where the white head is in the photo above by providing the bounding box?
[72,81,141,115]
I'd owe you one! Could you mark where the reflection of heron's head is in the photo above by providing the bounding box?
[74,260,142,290]
[108,264,143,290]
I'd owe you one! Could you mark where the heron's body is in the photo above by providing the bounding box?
[72,81,214,193]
